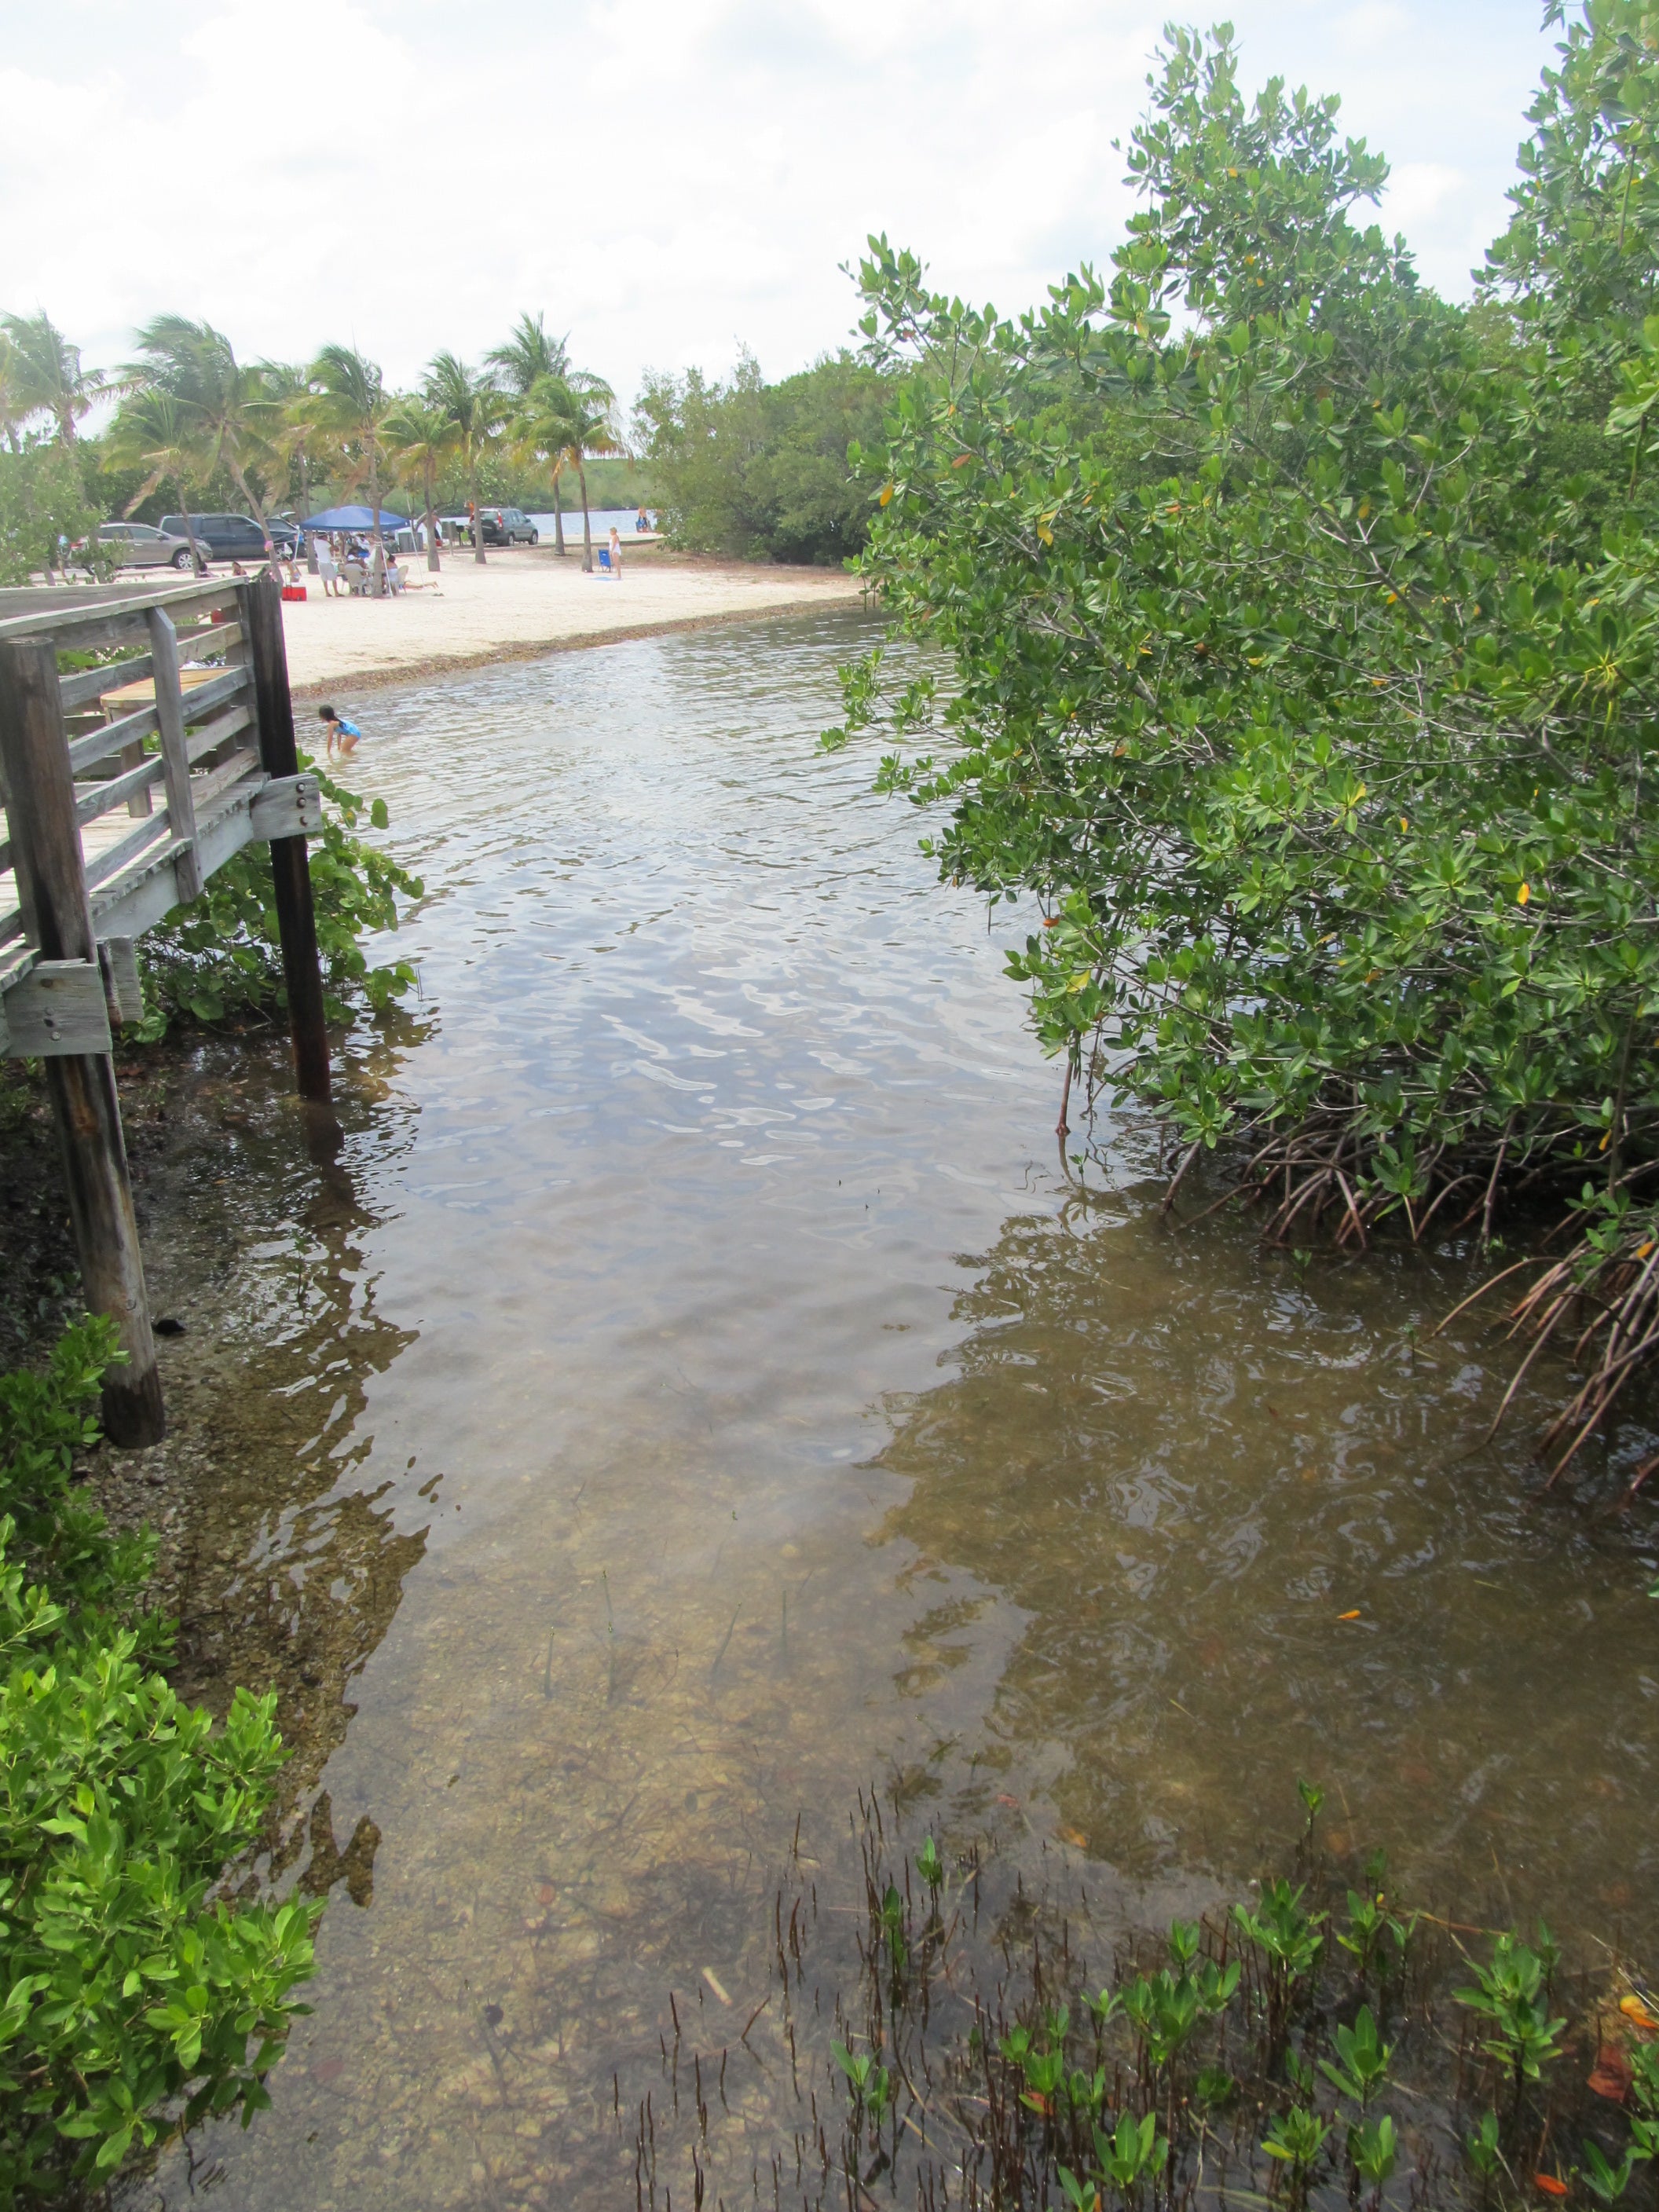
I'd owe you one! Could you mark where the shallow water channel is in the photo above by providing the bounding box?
[123,608,1657,2209]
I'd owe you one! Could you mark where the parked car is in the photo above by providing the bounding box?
[159,512,274,562]
[76,520,202,569]
[472,507,539,546]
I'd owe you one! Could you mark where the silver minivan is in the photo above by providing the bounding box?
[92,521,200,569]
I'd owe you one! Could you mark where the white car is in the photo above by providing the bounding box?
[88,521,202,569]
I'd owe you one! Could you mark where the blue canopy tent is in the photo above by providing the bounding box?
[299,505,412,533]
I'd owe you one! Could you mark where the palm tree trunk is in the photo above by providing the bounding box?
[472,456,486,564]
[180,493,206,577]
[227,460,270,558]
[553,464,566,556]
[579,459,592,572]
[370,446,385,595]
[424,456,441,573]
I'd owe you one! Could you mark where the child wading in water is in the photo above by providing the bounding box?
[318,704,363,758]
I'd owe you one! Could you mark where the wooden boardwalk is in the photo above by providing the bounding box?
[0,573,331,1443]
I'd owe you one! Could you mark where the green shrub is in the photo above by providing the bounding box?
[137,754,423,1035]
[635,351,902,563]
[835,8,1659,1455]
[0,450,103,588]
[0,1319,318,2205]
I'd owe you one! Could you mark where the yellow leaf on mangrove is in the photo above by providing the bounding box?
[879,483,894,506]
[1518,883,1530,904]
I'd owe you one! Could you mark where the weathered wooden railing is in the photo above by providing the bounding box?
[0,571,331,1445]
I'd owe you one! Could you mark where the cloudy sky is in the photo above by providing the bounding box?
[7,0,1553,412]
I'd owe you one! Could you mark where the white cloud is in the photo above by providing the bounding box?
[13,0,1554,410]
[1383,161,1467,227]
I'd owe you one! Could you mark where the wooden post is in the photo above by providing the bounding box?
[146,609,203,901]
[238,573,331,1106]
[0,640,164,1446]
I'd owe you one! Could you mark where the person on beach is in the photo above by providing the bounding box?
[609,525,622,577]
[317,705,362,758]
[636,505,648,533]
[317,535,342,597]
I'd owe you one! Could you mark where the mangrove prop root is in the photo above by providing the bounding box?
[1158,1115,1659,1482]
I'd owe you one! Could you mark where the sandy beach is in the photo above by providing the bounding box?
[276,544,864,695]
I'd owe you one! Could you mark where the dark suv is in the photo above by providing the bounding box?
[159,513,280,562]
[474,507,539,546]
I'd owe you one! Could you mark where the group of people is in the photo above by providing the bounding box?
[312,533,408,600]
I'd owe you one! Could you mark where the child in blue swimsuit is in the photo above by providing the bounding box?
[317,705,362,759]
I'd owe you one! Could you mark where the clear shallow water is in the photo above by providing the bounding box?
[120,609,1658,2209]
[526,507,654,544]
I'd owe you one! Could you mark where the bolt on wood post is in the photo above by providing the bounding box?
[0,639,164,1446]
[238,573,332,1109]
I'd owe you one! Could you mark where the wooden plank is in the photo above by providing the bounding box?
[0,637,163,1445]
[99,936,144,1026]
[101,664,236,713]
[119,736,154,821]
[2,958,112,1056]
[75,753,163,826]
[181,667,250,723]
[0,644,94,958]
[70,702,158,774]
[147,610,201,900]
[68,667,247,788]
[58,654,153,711]
[0,579,238,650]
[89,778,262,943]
[250,771,322,840]
[84,809,174,893]
[190,745,259,809]
[175,618,244,661]
[185,702,253,763]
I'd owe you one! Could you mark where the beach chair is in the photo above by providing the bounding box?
[597,549,613,575]
[344,562,371,595]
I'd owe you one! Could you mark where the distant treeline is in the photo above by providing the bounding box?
[0,307,647,583]
[635,351,901,565]
[0,305,894,581]
[80,448,654,528]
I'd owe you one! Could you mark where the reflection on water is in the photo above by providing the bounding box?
[117,609,1657,2210]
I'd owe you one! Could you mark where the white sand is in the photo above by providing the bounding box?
[278,547,863,694]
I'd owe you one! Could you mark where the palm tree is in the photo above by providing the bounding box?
[300,344,394,573]
[126,316,276,544]
[485,311,569,398]
[526,371,621,573]
[106,389,208,572]
[0,333,29,453]
[383,398,454,573]
[251,360,325,536]
[0,309,106,444]
[510,375,581,555]
[423,351,505,565]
